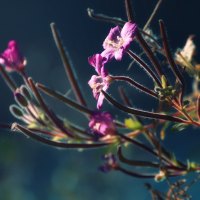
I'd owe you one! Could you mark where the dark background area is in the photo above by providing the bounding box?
[0,0,200,199]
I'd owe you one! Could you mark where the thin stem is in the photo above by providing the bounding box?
[118,87,132,107]
[148,130,186,168]
[25,107,47,127]
[118,146,159,168]
[136,32,164,79]
[145,130,171,164]
[31,128,67,138]
[0,123,11,129]
[36,83,93,115]
[50,23,87,107]
[67,123,94,139]
[184,174,200,192]
[140,29,161,49]
[37,83,127,128]
[114,120,126,128]
[103,91,189,123]
[28,78,74,138]
[126,124,153,138]
[34,118,92,140]
[143,0,163,30]
[120,132,187,173]
[145,184,166,200]
[171,100,195,123]
[159,20,185,103]
[111,75,158,98]
[197,95,200,121]
[127,50,161,86]
[17,74,42,117]
[116,166,155,178]
[166,178,178,200]
[87,8,125,26]
[14,123,110,149]
[0,122,92,141]
[118,146,185,171]
[118,133,163,160]
[172,106,195,118]
[124,0,134,21]
[173,101,189,125]
[19,70,30,87]
[118,86,144,124]
[0,65,17,92]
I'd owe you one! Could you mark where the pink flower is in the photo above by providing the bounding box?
[89,112,116,136]
[0,40,26,72]
[102,22,137,61]
[88,73,111,109]
[88,53,107,75]
[88,53,112,109]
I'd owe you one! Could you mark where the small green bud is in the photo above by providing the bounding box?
[161,75,167,89]
[124,118,142,130]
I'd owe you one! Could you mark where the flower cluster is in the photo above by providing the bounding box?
[88,22,137,109]
[0,0,200,199]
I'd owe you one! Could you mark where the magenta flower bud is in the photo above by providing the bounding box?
[0,40,26,72]
[89,112,116,136]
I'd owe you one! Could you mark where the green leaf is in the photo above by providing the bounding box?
[124,118,142,130]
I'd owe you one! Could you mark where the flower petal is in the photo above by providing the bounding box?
[114,48,124,61]
[122,38,133,50]
[121,22,137,40]
[89,112,116,136]
[100,66,108,78]
[97,92,104,109]
[88,54,107,75]
[103,26,121,49]
[101,48,115,62]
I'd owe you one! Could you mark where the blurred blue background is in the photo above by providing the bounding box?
[0,0,200,199]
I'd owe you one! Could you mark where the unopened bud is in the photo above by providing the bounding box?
[161,75,167,89]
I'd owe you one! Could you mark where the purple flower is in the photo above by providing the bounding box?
[102,22,137,61]
[88,53,107,75]
[88,54,112,109]
[88,74,111,109]
[99,153,118,173]
[0,40,26,72]
[89,112,116,136]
